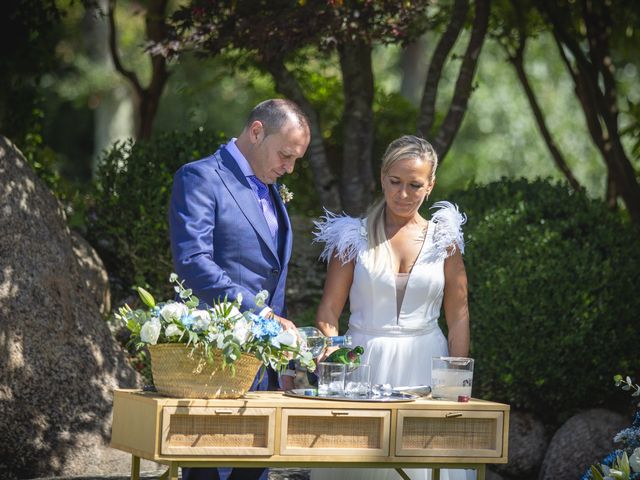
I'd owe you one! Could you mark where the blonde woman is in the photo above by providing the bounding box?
[311,135,473,480]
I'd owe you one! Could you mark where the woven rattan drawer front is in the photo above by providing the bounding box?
[396,410,504,458]
[280,408,391,456]
[161,406,275,455]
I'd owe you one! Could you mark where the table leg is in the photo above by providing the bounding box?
[432,468,441,480]
[162,462,179,480]
[395,468,412,480]
[477,465,486,480]
[131,455,140,480]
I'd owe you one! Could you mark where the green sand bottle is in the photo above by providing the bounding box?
[325,345,364,366]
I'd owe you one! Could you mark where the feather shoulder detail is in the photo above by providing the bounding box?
[313,209,367,264]
[428,201,467,262]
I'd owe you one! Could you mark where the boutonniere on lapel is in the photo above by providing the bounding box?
[278,184,294,204]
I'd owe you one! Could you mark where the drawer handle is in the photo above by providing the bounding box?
[214,409,234,414]
[445,412,463,418]
[331,410,350,416]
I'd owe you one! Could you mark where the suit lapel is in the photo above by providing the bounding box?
[214,148,279,262]
[271,183,292,266]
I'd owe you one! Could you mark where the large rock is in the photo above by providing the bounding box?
[538,409,628,480]
[494,410,547,478]
[71,231,111,316]
[0,136,140,478]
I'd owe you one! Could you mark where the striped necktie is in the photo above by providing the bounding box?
[248,175,278,241]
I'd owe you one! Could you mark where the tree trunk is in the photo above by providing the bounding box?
[399,36,429,106]
[265,58,340,212]
[107,0,169,141]
[540,0,640,225]
[338,41,375,216]
[417,0,469,138]
[432,0,490,162]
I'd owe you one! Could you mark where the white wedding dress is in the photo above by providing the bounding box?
[310,202,475,480]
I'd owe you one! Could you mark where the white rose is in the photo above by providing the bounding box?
[165,324,182,338]
[140,319,161,345]
[191,310,211,332]
[270,329,297,349]
[630,447,640,472]
[160,303,189,322]
[233,317,251,345]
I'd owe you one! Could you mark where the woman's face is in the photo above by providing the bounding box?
[381,157,434,219]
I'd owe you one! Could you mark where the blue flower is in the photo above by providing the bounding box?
[602,449,624,467]
[248,313,282,338]
[180,314,195,329]
[615,424,640,449]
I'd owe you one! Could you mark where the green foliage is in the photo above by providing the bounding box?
[86,128,227,303]
[448,178,640,425]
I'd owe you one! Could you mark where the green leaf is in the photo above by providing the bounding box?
[590,465,604,480]
[137,287,156,308]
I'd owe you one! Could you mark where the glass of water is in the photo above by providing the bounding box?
[317,362,346,396]
[344,364,371,397]
[431,357,474,400]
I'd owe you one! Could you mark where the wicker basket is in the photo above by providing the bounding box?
[148,344,263,399]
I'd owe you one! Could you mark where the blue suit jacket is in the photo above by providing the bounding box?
[169,146,292,316]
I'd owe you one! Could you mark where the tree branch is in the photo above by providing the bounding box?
[416,0,469,138]
[433,0,490,162]
[507,38,582,191]
[107,0,143,97]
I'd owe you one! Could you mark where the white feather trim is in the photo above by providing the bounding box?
[313,209,367,264]
[427,201,467,263]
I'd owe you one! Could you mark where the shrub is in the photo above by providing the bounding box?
[86,128,227,303]
[447,178,640,425]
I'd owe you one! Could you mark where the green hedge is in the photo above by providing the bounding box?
[447,178,640,425]
[86,129,227,302]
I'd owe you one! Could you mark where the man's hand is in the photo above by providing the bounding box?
[274,313,296,331]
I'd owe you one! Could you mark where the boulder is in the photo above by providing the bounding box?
[538,409,628,480]
[494,410,547,478]
[71,230,111,316]
[0,136,139,478]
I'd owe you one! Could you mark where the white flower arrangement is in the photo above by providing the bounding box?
[278,184,294,204]
[117,274,315,374]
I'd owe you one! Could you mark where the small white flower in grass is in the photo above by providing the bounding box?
[140,319,161,345]
[270,329,297,349]
[160,302,188,322]
[165,324,182,337]
[255,290,269,308]
[236,292,243,306]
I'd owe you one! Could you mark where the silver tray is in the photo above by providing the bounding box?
[284,388,417,402]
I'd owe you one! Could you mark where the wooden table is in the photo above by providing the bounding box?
[111,389,509,480]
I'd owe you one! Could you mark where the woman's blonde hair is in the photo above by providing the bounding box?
[365,135,438,271]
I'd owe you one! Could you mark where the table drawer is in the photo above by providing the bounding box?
[396,409,504,458]
[280,408,390,456]
[161,406,275,455]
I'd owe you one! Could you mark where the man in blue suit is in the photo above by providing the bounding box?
[169,99,310,480]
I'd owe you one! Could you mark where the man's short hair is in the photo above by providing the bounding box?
[245,99,310,136]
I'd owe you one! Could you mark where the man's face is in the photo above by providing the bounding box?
[247,120,310,184]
